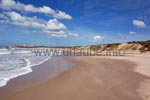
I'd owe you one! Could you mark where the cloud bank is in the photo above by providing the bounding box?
[0,0,72,20]
[0,0,77,37]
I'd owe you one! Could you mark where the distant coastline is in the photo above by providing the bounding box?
[1,40,150,53]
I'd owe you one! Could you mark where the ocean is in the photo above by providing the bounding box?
[0,48,51,87]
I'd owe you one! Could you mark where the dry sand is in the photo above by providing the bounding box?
[107,53,150,100]
[1,55,150,100]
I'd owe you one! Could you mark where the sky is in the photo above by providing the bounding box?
[0,0,150,46]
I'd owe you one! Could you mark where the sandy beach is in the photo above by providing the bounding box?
[1,54,150,100]
[0,0,149,99]
[0,57,73,99]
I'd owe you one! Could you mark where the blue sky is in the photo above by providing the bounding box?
[0,0,150,46]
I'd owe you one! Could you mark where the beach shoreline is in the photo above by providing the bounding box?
[0,54,150,100]
[0,56,74,99]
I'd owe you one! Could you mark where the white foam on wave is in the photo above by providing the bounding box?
[30,56,51,67]
[0,52,11,55]
[0,55,51,87]
[0,78,9,87]
[0,58,32,87]
[12,51,32,54]
[0,49,11,55]
[0,49,8,51]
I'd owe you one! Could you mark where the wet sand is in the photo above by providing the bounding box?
[1,55,150,100]
[0,57,73,99]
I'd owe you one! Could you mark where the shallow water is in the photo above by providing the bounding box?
[0,48,50,87]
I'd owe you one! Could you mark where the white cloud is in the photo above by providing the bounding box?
[0,0,73,37]
[0,0,72,20]
[129,31,136,35]
[44,30,68,38]
[44,30,79,38]
[1,11,69,37]
[53,11,72,20]
[5,11,45,29]
[4,11,67,30]
[24,5,55,14]
[132,19,146,28]
[46,19,67,31]
[68,33,79,37]
[92,35,105,42]
[0,0,17,10]
[0,13,8,19]
[24,4,38,12]
[6,11,25,21]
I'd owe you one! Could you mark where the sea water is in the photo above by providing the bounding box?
[0,48,51,87]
